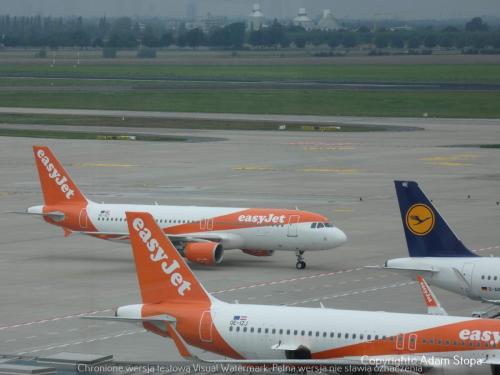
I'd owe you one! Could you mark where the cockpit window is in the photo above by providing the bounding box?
[317,223,325,229]
[324,222,334,228]
[311,223,317,228]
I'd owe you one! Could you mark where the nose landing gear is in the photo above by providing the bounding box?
[295,250,306,270]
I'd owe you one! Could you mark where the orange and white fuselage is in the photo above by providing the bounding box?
[91,212,500,373]
[27,146,347,268]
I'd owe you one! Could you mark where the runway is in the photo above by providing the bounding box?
[0,116,499,366]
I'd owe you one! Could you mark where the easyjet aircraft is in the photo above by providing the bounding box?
[86,212,500,374]
[25,145,347,269]
[380,181,500,304]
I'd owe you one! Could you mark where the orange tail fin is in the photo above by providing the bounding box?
[32,145,87,206]
[125,212,212,305]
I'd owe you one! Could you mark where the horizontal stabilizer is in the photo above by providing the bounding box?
[82,314,176,324]
[8,210,65,221]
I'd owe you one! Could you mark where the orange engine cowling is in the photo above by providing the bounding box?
[184,242,224,265]
[242,249,275,257]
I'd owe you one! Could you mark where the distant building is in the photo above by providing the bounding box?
[389,25,414,32]
[248,3,265,30]
[317,9,340,31]
[293,8,314,30]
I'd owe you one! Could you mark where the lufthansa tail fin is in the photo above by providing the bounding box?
[32,145,87,206]
[125,212,213,305]
[394,181,476,257]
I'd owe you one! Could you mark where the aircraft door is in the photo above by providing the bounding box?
[79,208,88,229]
[199,310,214,343]
[287,215,300,237]
[396,334,405,351]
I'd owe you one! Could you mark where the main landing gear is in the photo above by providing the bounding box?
[295,250,306,270]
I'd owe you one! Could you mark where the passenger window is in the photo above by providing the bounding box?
[422,338,426,344]
[375,335,379,340]
[258,328,261,333]
[330,332,334,338]
[294,330,298,336]
[323,332,327,338]
[243,327,247,332]
[229,326,233,332]
[352,334,356,339]
[272,329,276,334]
[360,334,364,339]
[367,335,371,340]
[279,329,283,334]
[337,333,341,338]
[430,339,434,344]
[482,275,485,280]
[438,339,442,345]
[286,329,290,335]
[311,223,317,229]
[308,331,312,336]
[264,328,269,334]
[301,330,305,336]
[316,331,320,337]
[488,276,491,280]
[495,276,498,281]
[250,327,254,333]
[236,327,240,332]
[345,333,349,339]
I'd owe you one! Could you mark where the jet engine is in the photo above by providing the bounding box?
[242,249,275,257]
[184,242,224,265]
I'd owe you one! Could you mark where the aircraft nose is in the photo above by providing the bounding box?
[331,227,348,247]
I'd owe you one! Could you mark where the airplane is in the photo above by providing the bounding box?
[85,211,500,374]
[24,145,347,269]
[381,180,500,304]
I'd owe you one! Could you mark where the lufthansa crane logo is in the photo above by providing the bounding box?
[406,204,435,236]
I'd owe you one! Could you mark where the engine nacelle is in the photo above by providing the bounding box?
[242,249,275,257]
[184,242,224,265]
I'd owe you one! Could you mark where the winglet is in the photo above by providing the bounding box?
[125,212,213,305]
[394,180,476,257]
[416,275,448,316]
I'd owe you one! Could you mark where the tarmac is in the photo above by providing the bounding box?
[0,116,499,368]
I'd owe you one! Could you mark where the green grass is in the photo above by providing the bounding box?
[0,114,414,132]
[0,90,499,118]
[1,64,500,83]
[0,128,207,142]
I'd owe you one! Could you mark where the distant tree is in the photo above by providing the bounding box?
[408,36,421,49]
[141,26,160,47]
[267,19,285,46]
[465,17,489,32]
[185,28,204,48]
[442,25,460,32]
[357,25,371,33]
[423,34,437,48]
[374,34,389,48]
[327,33,342,49]
[438,34,453,48]
[341,33,357,48]
[389,34,404,48]
[160,32,174,47]
[209,22,245,49]
[248,29,265,46]
[294,35,306,48]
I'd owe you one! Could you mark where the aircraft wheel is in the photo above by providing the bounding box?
[296,261,306,270]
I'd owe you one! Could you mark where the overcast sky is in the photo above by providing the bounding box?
[1,0,498,19]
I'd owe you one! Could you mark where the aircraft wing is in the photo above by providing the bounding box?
[77,230,226,243]
[367,265,438,277]
[166,323,434,374]
[7,210,65,221]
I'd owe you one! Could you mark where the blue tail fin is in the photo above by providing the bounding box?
[394,180,476,257]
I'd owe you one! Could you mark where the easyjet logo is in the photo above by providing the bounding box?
[132,218,191,296]
[37,149,75,200]
[238,213,286,225]
[459,329,500,345]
